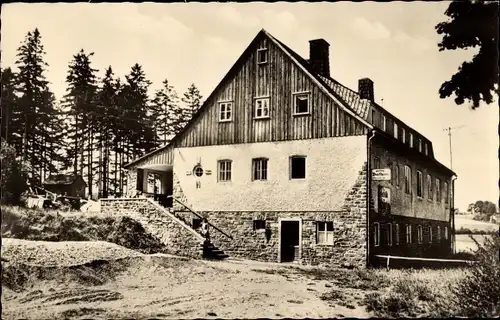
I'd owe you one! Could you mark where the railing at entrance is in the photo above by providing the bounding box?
[167,195,233,240]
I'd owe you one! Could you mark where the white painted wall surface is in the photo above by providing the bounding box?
[173,136,367,211]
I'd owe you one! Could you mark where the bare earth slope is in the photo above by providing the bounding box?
[1,239,369,319]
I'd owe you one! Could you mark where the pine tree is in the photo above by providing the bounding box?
[61,49,99,196]
[176,83,203,134]
[14,28,58,184]
[1,68,20,149]
[151,78,179,146]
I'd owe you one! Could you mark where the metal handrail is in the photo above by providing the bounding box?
[167,195,233,240]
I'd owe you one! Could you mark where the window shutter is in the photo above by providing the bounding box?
[136,169,144,192]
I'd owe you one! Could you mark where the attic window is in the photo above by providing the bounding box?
[257,48,268,64]
[293,92,310,115]
[219,102,233,122]
[424,143,429,155]
[393,122,399,139]
[254,97,270,119]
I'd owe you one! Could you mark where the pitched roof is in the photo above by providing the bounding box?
[44,173,85,186]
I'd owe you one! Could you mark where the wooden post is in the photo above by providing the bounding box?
[386,255,390,270]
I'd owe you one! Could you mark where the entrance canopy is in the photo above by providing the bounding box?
[137,164,173,172]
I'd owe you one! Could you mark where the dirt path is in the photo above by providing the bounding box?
[2,240,371,319]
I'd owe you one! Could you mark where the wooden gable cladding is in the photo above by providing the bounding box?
[129,145,174,168]
[173,34,368,149]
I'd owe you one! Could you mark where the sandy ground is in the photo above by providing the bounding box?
[2,239,371,319]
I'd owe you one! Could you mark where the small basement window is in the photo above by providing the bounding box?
[253,219,266,231]
[429,226,433,243]
[193,218,202,230]
[395,224,400,246]
[317,221,334,245]
[444,226,448,240]
[293,93,310,115]
[387,223,393,247]
[406,224,412,244]
[219,102,233,122]
[437,226,442,241]
[290,156,306,179]
[254,97,270,119]
[417,225,423,244]
[257,48,268,64]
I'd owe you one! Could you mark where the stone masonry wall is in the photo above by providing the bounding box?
[100,198,203,258]
[125,169,137,198]
[176,162,368,268]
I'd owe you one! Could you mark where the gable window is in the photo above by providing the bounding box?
[252,158,268,181]
[257,48,268,64]
[410,133,414,148]
[394,122,399,139]
[436,179,442,202]
[218,160,232,182]
[219,102,233,122]
[427,174,433,200]
[317,221,334,245]
[290,156,306,179]
[444,226,449,240]
[437,226,441,241]
[254,97,270,119]
[404,165,412,194]
[382,115,387,131]
[395,164,400,187]
[418,139,423,152]
[406,224,412,244]
[253,219,266,231]
[424,143,429,155]
[373,222,380,247]
[417,170,423,198]
[444,182,449,205]
[395,224,400,246]
[429,226,433,243]
[387,223,393,247]
[417,225,423,244]
[293,93,310,115]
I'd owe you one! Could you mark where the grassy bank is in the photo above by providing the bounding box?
[1,205,167,254]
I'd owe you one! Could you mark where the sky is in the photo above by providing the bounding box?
[1,2,498,211]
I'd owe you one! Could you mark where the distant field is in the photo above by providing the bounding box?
[455,234,491,253]
[454,215,498,232]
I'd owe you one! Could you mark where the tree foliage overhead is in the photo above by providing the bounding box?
[436,0,499,108]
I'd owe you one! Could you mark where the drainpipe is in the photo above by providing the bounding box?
[451,175,458,255]
[367,129,377,267]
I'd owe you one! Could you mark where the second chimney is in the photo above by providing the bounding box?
[309,39,330,78]
[358,78,374,102]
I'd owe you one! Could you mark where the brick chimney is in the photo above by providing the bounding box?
[309,39,330,77]
[358,78,374,102]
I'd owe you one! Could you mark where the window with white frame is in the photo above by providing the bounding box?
[218,160,232,182]
[427,174,433,200]
[444,181,449,205]
[373,222,380,247]
[410,133,414,148]
[406,224,412,244]
[387,223,393,247]
[437,225,441,241]
[317,221,334,245]
[382,115,387,131]
[417,171,423,198]
[219,102,233,122]
[402,128,406,144]
[395,164,400,187]
[257,48,268,64]
[293,93,310,115]
[394,122,399,139]
[436,178,441,202]
[417,225,423,244]
[290,156,306,179]
[254,97,270,119]
[419,139,423,152]
[429,225,433,243]
[404,165,412,194]
[395,224,400,245]
[424,143,429,155]
[444,226,448,240]
[252,158,268,181]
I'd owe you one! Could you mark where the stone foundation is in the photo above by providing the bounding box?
[100,198,204,258]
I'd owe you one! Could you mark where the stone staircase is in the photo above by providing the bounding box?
[151,197,231,261]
